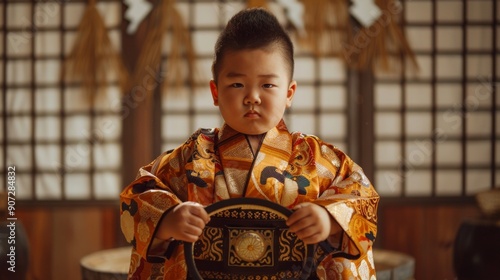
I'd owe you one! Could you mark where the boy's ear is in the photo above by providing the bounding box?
[286,80,297,108]
[209,80,219,106]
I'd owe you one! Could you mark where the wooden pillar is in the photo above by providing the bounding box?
[120,4,156,186]
[348,68,375,181]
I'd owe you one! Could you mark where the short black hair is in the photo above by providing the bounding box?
[211,8,294,83]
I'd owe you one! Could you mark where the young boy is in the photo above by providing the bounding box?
[121,8,379,280]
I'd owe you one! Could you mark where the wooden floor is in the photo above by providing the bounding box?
[16,200,480,280]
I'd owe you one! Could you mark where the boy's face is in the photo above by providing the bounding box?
[210,47,296,135]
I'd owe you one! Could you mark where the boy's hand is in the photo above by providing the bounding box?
[286,202,340,244]
[157,201,210,243]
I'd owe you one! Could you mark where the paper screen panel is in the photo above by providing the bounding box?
[373,0,499,197]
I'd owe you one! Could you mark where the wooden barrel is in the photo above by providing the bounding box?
[374,249,415,280]
[453,219,500,279]
[80,247,132,280]
[80,247,414,280]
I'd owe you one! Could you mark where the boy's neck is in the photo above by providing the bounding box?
[246,134,265,155]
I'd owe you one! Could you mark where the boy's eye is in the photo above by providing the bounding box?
[230,83,243,88]
[263,84,275,88]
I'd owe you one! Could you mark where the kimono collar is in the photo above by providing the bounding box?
[216,119,292,158]
[214,120,293,197]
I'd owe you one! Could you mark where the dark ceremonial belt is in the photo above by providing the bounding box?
[184,198,316,280]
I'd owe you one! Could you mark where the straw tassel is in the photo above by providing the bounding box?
[64,0,130,102]
[165,5,197,89]
[133,0,197,96]
[346,0,418,71]
[300,0,349,56]
[299,0,417,72]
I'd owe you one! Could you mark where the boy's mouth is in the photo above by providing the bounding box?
[244,110,260,118]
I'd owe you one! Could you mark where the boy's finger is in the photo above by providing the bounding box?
[299,232,323,245]
[294,225,316,238]
[180,231,202,243]
[291,217,317,233]
[189,205,211,224]
[186,215,208,230]
[183,223,204,237]
[292,202,312,210]
[286,206,309,226]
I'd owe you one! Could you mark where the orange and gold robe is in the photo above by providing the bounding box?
[120,120,379,279]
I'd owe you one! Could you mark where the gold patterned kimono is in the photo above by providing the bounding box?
[120,120,379,279]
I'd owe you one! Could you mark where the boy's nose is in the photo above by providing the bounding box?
[244,88,261,105]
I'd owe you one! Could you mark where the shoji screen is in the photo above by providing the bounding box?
[1,0,123,202]
[374,0,499,197]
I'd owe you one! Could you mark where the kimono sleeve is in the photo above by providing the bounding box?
[120,148,188,262]
[312,140,379,260]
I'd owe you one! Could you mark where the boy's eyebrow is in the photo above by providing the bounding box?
[226,72,279,78]
[226,72,246,77]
